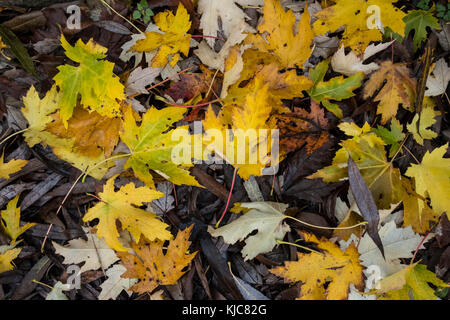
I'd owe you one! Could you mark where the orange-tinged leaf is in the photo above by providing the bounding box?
[0,154,27,180]
[21,85,111,180]
[313,0,406,54]
[270,232,364,300]
[245,0,313,69]
[132,3,191,67]
[82,176,172,251]
[118,225,197,294]
[46,106,121,158]
[363,61,416,123]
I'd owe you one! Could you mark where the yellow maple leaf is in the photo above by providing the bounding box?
[0,247,21,274]
[244,0,313,69]
[225,62,313,113]
[406,98,440,145]
[313,0,406,54]
[0,153,27,180]
[54,34,124,126]
[405,143,450,219]
[21,85,71,149]
[132,3,191,67]
[82,175,173,251]
[1,195,36,244]
[203,79,279,180]
[270,232,364,300]
[363,61,416,123]
[118,225,197,294]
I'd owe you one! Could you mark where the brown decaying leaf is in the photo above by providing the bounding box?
[118,225,197,294]
[276,100,329,154]
[165,65,220,101]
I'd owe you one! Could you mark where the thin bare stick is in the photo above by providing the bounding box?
[98,0,143,34]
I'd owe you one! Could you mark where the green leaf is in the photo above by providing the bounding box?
[133,10,141,19]
[307,60,363,119]
[0,25,37,77]
[372,118,405,157]
[120,107,201,188]
[145,8,154,17]
[403,9,441,52]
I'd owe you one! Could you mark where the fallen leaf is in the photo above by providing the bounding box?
[132,4,191,67]
[348,155,384,258]
[307,59,364,118]
[119,225,197,294]
[372,118,405,157]
[0,246,21,273]
[197,0,262,47]
[331,41,394,77]
[45,106,121,158]
[245,0,313,69]
[98,264,137,300]
[0,153,27,180]
[82,176,172,251]
[404,9,441,52]
[363,61,416,123]
[46,281,70,300]
[120,106,200,188]
[313,0,406,54]
[405,143,450,219]
[276,100,329,154]
[53,34,124,126]
[165,65,219,101]
[375,263,449,300]
[425,58,450,96]
[53,228,119,273]
[309,122,404,209]
[340,221,425,278]
[406,104,439,145]
[208,202,290,260]
[270,232,364,300]
[0,195,36,244]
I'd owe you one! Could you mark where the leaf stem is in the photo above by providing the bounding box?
[0,128,28,147]
[284,215,368,230]
[276,239,322,254]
